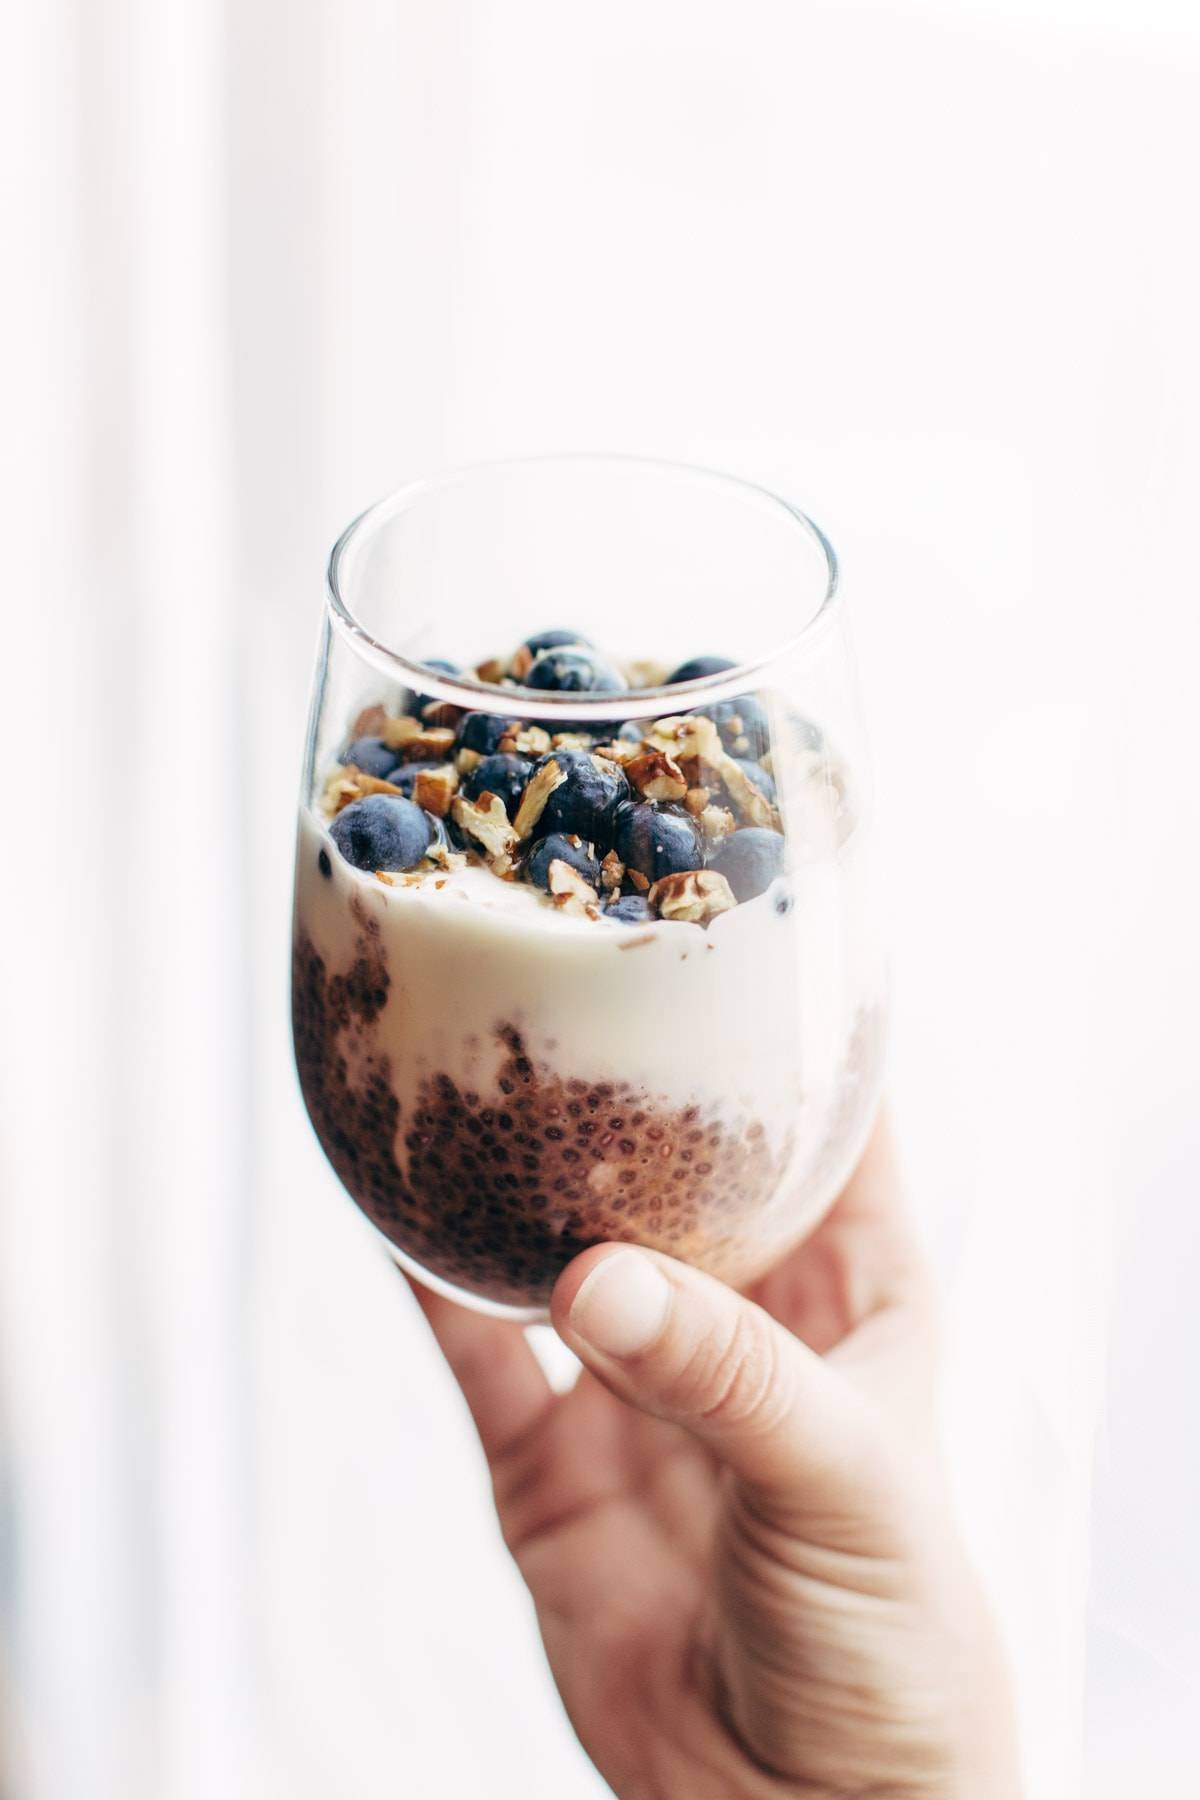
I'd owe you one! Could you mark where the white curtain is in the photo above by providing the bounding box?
[3,3,1198,1796]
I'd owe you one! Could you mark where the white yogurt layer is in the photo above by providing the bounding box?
[294,797,886,1272]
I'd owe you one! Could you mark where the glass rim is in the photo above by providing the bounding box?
[325,453,842,720]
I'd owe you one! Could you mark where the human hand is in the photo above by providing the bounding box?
[411,1119,1022,1798]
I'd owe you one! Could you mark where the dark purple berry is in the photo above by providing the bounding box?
[614,803,704,882]
[535,750,629,848]
[690,693,770,759]
[665,655,736,686]
[711,827,786,902]
[604,893,655,924]
[457,712,518,755]
[526,833,600,892]
[522,629,592,656]
[342,735,400,779]
[330,794,432,873]
[790,714,825,753]
[526,647,626,695]
[462,752,533,820]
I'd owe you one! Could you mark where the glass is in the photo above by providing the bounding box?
[292,456,887,1319]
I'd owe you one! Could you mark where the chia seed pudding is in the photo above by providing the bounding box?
[292,632,885,1313]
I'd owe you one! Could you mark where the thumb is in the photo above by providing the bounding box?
[552,1245,894,1534]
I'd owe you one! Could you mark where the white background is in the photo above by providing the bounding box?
[2,2,1199,1797]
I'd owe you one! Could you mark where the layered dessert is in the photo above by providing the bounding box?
[292,631,885,1312]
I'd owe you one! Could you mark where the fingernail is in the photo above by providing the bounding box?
[568,1252,672,1358]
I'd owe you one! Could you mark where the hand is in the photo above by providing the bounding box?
[410,1119,1022,1798]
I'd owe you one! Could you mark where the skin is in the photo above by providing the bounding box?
[410,1119,1023,1798]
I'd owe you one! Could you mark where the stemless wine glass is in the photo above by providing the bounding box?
[292,456,886,1319]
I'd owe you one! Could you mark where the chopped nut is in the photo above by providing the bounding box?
[323,765,404,815]
[547,858,601,919]
[699,803,737,845]
[648,868,737,923]
[380,714,423,750]
[393,726,457,762]
[451,792,519,874]
[456,747,483,776]
[683,786,711,817]
[644,713,722,764]
[513,755,568,839]
[622,657,669,690]
[475,656,509,685]
[412,764,460,816]
[627,868,650,893]
[510,644,535,681]
[599,850,625,895]
[351,703,389,739]
[594,738,643,766]
[626,748,687,804]
[717,752,780,829]
[760,750,775,776]
[423,841,468,872]
[375,869,424,888]
[419,699,463,729]
[552,732,594,753]
[498,723,552,758]
[374,869,397,886]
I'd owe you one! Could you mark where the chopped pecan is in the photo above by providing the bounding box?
[551,731,594,753]
[351,702,389,739]
[626,868,650,893]
[451,792,519,874]
[456,747,483,776]
[622,657,668,690]
[699,803,737,846]
[547,858,601,919]
[380,714,423,750]
[393,725,457,763]
[683,785,711,817]
[717,752,780,829]
[594,738,642,766]
[510,644,535,681]
[323,765,403,815]
[644,713,722,764]
[626,748,687,804]
[412,764,459,817]
[423,841,468,873]
[475,656,509,685]
[648,868,737,923]
[498,723,552,758]
[513,755,568,839]
[599,850,625,895]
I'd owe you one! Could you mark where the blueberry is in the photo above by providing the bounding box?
[330,794,432,872]
[522,628,593,656]
[614,803,704,881]
[525,832,600,892]
[535,750,629,848]
[665,654,737,686]
[462,752,533,820]
[730,757,776,802]
[341,735,400,779]
[616,720,645,745]
[384,760,440,797]
[604,893,655,924]
[690,694,770,759]
[402,656,462,717]
[457,712,518,755]
[525,647,627,695]
[711,827,786,902]
[790,713,825,753]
